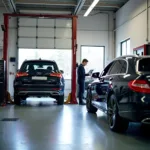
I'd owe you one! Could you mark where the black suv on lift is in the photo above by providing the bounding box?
[14,60,65,105]
[86,55,150,132]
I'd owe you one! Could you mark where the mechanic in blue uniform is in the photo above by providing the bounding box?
[77,59,88,105]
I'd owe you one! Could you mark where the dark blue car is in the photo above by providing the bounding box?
[86,55,150,132]
[14,60,65,105]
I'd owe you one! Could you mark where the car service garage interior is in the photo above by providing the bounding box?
[0,0,150,150]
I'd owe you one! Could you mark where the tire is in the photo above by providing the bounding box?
[57,95,64,105]
[86,89,97,113]
[14,95,21,105]
[107,94,129,132]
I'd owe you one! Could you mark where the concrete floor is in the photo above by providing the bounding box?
[0,99,150,150]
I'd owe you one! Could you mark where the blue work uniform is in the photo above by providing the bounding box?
[77,64,85,103]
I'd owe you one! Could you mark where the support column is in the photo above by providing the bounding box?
[71,16,78,104]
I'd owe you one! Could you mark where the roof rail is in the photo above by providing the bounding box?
[115,55,138,59]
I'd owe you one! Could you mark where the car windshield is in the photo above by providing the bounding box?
[20,61,59,73]
[138,58,150,72]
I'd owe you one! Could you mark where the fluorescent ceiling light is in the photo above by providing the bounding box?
[84,0,99,17]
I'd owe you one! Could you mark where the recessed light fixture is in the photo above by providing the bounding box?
[84,0,99,17]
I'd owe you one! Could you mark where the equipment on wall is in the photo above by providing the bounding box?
[0,60,6,105]
[133,44,150,56]
[1,25,6,32]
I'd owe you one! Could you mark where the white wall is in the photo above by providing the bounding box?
[8,17,17,95]
[0,6,17,95]
[77,11,115,66]
[115,0,150,57]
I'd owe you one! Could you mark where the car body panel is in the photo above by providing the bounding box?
[87,55,150,123]
[14,60,65,99]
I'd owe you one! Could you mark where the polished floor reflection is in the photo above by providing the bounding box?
[0,99,150,150]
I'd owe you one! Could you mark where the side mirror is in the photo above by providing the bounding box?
[60,70,64,74]
[92,72,100,78]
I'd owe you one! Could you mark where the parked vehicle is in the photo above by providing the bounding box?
[14,59,64,105]
[86,55,150,132]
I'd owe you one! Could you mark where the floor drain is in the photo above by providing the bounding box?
[1,118,19,121]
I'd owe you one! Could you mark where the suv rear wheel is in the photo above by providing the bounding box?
[107,94,129,132]
[57,95,64,105]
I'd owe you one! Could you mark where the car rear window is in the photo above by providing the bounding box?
[20,61,59,73]
[138,58,150,72]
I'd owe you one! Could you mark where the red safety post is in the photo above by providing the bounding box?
[70,16,78,104]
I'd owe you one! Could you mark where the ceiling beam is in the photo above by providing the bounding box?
[15,0,76,6]
[2,0,16,13]
[74,0,87,14]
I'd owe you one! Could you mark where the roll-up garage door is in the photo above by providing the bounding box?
[18,18,72,49]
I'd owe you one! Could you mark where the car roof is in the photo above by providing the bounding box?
[114,55,150,60]
[23,59,56,63]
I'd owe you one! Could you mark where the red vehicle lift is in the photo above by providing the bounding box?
[3,13,78,104]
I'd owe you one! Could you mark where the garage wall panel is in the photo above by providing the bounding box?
[18,38,36,48]
[56,28,72,38]
[37,38,54,49]
[19,18,37,26]
[19,27,36,37]
[55,39,71,49]
[37,28,54,38]
[56,19,72,27]
[38,19,55,27]
[18,18,72,49]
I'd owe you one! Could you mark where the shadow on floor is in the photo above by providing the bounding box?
[85,110,150,146]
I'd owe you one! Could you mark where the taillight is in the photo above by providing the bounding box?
[128,80,150,93]
[16,72,29,78]
[50,73,62,78]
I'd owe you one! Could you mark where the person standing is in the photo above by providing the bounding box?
[77,59,88,105]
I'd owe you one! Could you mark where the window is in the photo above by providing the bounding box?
[81,46,105,73]
[101,62,113,76]
[120,60,127,73]
[108,60,127,75]
[20,61,58,73]
[108,61,120,75]
[121,39,130,56]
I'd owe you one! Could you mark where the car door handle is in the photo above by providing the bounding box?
[100,78,104,82]
[109,77,113,81]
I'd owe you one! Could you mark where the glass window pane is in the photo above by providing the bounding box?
[121,42,127,56]
[127,40,130,54]
[109,61,122,75]
[81,46,104,73]
[119,60,127,73]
